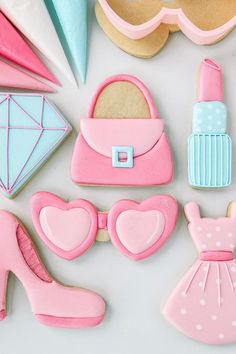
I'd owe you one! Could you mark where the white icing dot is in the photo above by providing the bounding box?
[218,297,224,304]
[232,321,236,327]
[197,108,202,113]
[180,308,187,315]
[219,333,224,339]
[228,232,233,238]
[216,241,221,247]
[208,115,213,120]
[231,266,236,272]
[216,109,220,114]
[197,226,202,231]
[230,244,234,249]
[211,315,217,321]
[206,233,212,239]
[215,226,221,232]
[201,244,207,249]
[207,104,212,109]
[217,120,222,125]
[198,281,204,288]
[198,119,202,123]
[200,298,206,305]
[196,324,202,331]
[207,125,212,130]
[216,278,221,285]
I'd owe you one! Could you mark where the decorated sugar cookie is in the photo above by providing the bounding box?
[30,192,178,261]
[163,202,236,344]
[96,0,236,58]
[71,74,173,186]
[0,210,105,328]
[0,94,71,198]
[188,59,232,188]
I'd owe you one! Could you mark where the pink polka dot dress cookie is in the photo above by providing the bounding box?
[163,202,236,344]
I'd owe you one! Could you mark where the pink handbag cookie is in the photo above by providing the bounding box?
[0,210,105,328]
[163,202,236,344]
[71,74,173,186]
[30,192,178,261]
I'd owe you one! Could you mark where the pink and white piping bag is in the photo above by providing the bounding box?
[0,0,76,87]
[0,60,54,92]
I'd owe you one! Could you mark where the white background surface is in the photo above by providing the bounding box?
[1,1,236,353]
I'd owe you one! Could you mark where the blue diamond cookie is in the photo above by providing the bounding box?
[0,94,71,198]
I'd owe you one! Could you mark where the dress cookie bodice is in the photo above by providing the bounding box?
[188,218,236,254]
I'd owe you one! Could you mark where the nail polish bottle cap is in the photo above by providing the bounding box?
[198,58,223,102]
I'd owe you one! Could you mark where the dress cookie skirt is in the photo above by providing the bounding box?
[163,256,236,344]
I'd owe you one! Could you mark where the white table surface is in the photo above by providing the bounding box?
[1,1,236,353]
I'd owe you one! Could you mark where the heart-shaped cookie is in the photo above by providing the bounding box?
[31,192,178,261]
[108,195,178,260]
[30,192,98,260]
[40,207,91,251]
[116,210,165,254]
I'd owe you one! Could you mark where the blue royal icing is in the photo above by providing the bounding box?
[0,94,71,198]
[112,146,134,168]
[188,133,232,188]
[193,101,227,134]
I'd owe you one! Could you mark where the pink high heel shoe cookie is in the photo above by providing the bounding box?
[30,192,178,261]
[0,210,105,328]
[163,202,236,344]
[71,74,173,186]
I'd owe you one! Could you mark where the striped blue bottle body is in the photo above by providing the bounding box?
[188,101,232,187]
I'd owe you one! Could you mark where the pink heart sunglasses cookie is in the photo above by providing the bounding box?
[30,192,178,261]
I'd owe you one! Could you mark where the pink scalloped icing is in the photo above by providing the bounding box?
[16,224,52,283]
[98,0,236,45]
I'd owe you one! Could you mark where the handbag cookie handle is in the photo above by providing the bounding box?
[88,74,158,119]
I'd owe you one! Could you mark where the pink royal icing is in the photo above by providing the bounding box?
[163,202,236,344]
[80,118,164,158]
[31,193,178,261]
[40,207,91,251]
[0,210,105,327]
[98,0,236,45]
[198,58,223,102]
[71,74,173,186]
[0,11,58,84]
[31,192,98,260]
[0,60,54,92]
[116,210,165,254]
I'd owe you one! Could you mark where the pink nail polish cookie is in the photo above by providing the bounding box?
[163,202,236,344]
[30,192,178,261]
[188,59,232,188]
